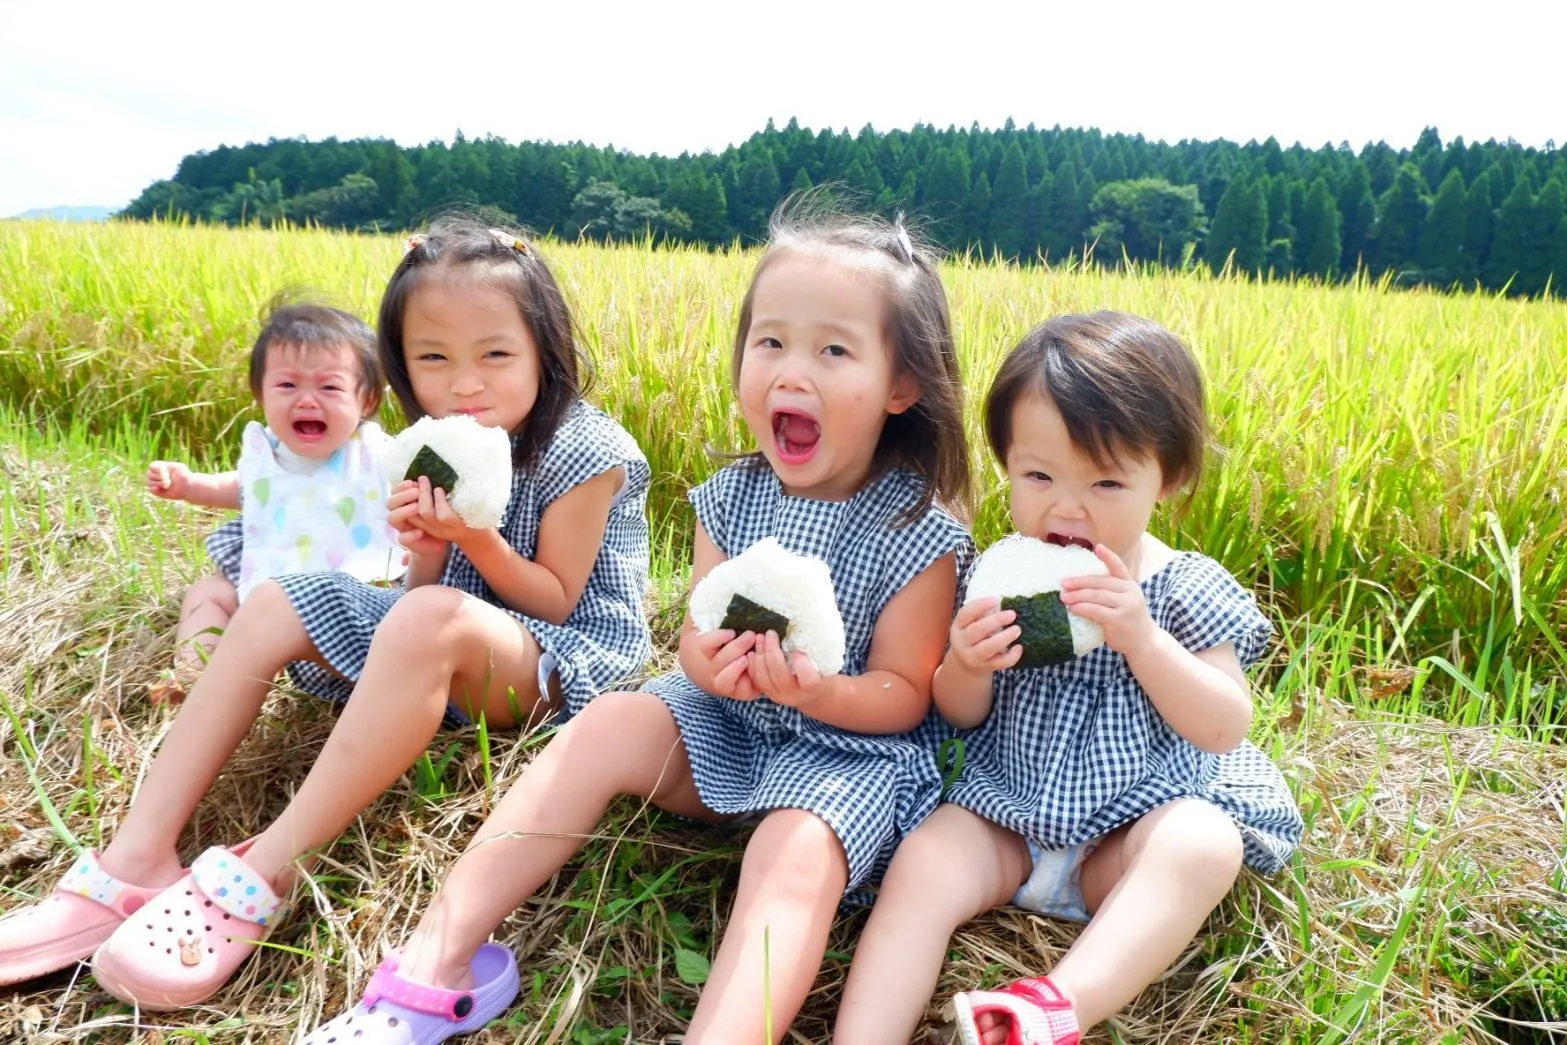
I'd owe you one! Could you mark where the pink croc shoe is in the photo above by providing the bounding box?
[0,850,173,987]
[300,944,520,1044]
[90,843,283,1010]
[952,976,1081,1045]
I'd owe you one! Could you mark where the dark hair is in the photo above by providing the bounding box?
[984,311,1207,498]
[730,197,972,522]
[247,296,381,415]
[377,213,592,471]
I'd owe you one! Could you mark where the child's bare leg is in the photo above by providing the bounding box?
[102,581,321,886]
[834,804,1030,1045]
[1024,798,1243,1035]
[240,586,562,885]
[395,689,711,987]
[684,808,848,1045]
[175,574,239,675]
[151,575,240,702]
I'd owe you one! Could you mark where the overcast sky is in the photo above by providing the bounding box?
[2,0,1560,216]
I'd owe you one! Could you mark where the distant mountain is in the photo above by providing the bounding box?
[12,205,114,222]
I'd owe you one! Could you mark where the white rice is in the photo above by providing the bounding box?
[381,415,513,529]
[690,537,846,676]
[965,534,1107,658]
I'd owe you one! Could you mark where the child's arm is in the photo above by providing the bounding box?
[1061,544,1253,753]
[749,552,958,734]
[930,597,1021,728]
[397,468,625,624]
[146,462,241,509]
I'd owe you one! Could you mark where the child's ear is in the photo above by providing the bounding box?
[360,384,383,420]
[886,371,920,415]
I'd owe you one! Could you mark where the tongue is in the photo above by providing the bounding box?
[779,415,819,447]
[296,420,327,436]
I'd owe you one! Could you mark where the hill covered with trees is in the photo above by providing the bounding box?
[121,120,1567,297]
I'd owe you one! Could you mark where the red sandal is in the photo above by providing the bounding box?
[952,976,1081,1045]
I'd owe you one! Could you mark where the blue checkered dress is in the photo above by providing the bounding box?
[644,462,974,891]
[942,551,1303,873]
[208,401,652,719]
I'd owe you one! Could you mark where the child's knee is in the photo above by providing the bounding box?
[182,574,238,615]
[744,810,849,891]
[377,585,471,650]
[1160,800,1244,882]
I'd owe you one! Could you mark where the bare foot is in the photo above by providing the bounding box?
[398,930,478,991]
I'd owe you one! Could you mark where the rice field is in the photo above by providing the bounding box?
[0,219,1564,1042]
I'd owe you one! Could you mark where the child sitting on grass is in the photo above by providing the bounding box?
[835,312,1304,1045]
[145,298,403,701]
[0,216,652,1012]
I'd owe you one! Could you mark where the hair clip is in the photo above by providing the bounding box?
[402,233,427,255]
[892,215,915,264]
[489,228,530,255]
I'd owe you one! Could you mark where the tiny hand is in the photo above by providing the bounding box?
[691,624,760,701]
[949,597,1023,674]
[748,629,829,708]
[1060,543,1157,657]
[386,479,448,558]
[147,461,191,500]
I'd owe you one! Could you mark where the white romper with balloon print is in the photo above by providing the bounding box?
[234,420,403,601]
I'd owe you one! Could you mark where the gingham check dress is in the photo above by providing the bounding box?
[943,551,1303,873]
[207,401,652,718]
[644,462,974,891]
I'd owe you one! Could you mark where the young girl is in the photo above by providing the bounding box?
[0,216,653,1007]
[835,312,1305,1045]
[299,207,975,1045]
[145,299,403,703]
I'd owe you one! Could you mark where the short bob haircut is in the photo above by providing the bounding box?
[984,311,1207,497]
[729,196,972,523]
[377,213,592,471]
[247,297,382,416]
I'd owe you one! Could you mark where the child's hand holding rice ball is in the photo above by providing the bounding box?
[954,534,1121,675]
[382,415,513,556]
[688,537,846,706]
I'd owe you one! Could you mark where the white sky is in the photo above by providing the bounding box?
[2,0,1561,216]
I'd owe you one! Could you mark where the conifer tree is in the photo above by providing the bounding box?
[1045,163,1079,260]
[1418,168,1469,284]
[1266,176,1295,269]
[1525,179,1566,295]
[988,141,1031,259]
[1293,177,1341,278]
[1464,170,1496,278]
[964,172,993,253]
[665,167,728,245]
[1072,170,1098,258]
[1337,164,1376,275]
[1373,165,1428,275]
[1485,175,1536,291]
[1207,176,1267,274]
[922,146,971,245]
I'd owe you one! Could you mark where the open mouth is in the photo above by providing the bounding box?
[292,419,328,439]
[1045,532,1095,551]
[771,409,821,464]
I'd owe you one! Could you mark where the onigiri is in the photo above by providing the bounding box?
[690,537,846,676]
[966,535,1107,668]
[382,415,512,529]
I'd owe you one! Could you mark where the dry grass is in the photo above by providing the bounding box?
[2,417,1565,1044]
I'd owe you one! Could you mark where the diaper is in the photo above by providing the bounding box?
[1011,837,1099,923]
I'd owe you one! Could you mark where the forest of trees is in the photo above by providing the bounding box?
[121,120,1567,297]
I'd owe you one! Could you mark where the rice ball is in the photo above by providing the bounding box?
[690,537,846,677]
[966,535,1107,668]
[382,415,513,529]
